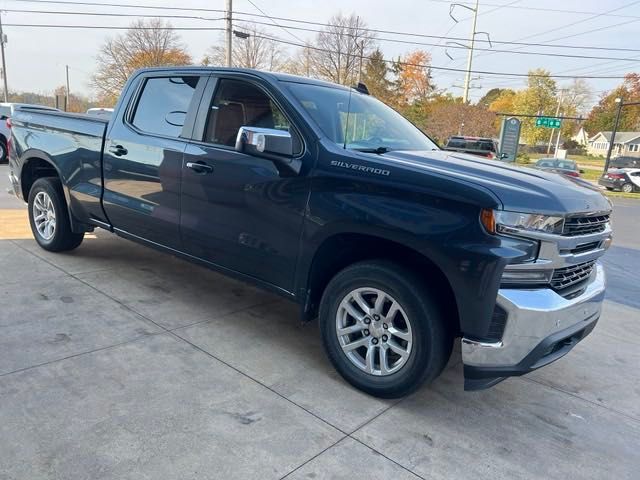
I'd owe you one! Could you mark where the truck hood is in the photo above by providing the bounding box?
[382,150,612,215]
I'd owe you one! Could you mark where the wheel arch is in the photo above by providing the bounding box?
[300,231,460,335]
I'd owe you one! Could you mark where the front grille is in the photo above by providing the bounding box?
[568,241,601,254]
[551,260,596,292]
[563,215,609,236]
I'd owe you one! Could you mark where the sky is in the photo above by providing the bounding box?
[0,0,639,106]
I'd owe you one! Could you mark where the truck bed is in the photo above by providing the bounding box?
[9,108,109,226]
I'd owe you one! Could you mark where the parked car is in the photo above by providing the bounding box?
[86,107,114,119]
[534,158,583,178]
[0,102,58,163]
[599,168,640,193]
[7,67,612,397]
[443,136,501,159]
[609,155,640,169]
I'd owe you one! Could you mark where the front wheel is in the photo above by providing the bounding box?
[319,260,452,398]
[621,183,634,193]
[28,177,84,251]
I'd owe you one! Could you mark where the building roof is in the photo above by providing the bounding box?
[589,131,640,143]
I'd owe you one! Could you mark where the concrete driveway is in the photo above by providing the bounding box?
[1,165,639,479]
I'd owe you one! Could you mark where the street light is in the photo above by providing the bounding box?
[604,97,623,173]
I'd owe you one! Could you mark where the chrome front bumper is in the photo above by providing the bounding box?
[462,263,605,386]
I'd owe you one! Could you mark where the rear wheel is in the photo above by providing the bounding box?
[622,183,634,193]
[319,260,452,398]
[28,177,84,251]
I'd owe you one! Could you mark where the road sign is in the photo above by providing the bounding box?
[499,117,521,162]
[535,117,562,128]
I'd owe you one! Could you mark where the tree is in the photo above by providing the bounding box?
[202,23,285,71]
[393,50,434,105]
[361,48,394,104]
[309,13,376,85]
[426,99,497,144]
[477,88,507,107]
[53,85,98,113]
[512,69,558,144]
[584,73,640,133]
[92,19,192,105]
[488,89,516,130]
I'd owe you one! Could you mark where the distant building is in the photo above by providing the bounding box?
[571,127,590,146]
[587,131,640,157]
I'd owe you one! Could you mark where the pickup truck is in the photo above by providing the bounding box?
[7,67,612,397]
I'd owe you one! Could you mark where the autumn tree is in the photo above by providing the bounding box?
[202,23,285,71]
[488,89,516,129]
[584,73,640,134]
[92,19,192,105]
[512,69,558,144]
[477,88,506,107]
[425,96,497,144]
[53,85,98,113]
[393,50,434,105]
[309,13,376,85]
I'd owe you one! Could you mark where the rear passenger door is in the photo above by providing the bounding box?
[103,73,206,249]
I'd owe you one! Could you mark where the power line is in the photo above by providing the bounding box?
[7,8,640,63]
[0,20,633,80]
[9,0,640,53]
[421,0,640,20]
[243,0,305,43]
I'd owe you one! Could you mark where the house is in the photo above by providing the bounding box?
[572,126,590,146]
[587,131,640,157]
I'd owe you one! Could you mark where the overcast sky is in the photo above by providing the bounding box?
[1,0,638,105]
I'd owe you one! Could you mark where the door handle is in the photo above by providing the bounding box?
[108,144,128,156]
[186,161,214,174]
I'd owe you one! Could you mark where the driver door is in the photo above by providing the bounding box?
[179,75,309,292]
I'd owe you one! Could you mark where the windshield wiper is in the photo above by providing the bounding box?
[352,146,392,154]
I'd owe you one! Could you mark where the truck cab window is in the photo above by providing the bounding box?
[205,79,301,154]
[131,76,199,138]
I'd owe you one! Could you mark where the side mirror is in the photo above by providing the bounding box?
[500,153,508,159]
[235,126,300,175]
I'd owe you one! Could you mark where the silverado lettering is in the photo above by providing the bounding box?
[330,160,390,176]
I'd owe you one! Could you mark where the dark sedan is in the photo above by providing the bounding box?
[534,158,583,178]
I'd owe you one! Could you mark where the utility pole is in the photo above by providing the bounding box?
[357,41,364,83]
[547,89,565,155]
[605,97,623,172]
[65,65,70,112]
[0,14,8,102]
[462,0,479,104]
[225,0,233,67]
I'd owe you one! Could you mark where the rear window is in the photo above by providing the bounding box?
[131,76,200,138]
[557,160,577,170]
[447,138,495,152]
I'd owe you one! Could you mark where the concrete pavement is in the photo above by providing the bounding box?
[1,165,639,479]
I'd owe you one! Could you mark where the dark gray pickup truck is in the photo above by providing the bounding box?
[7,67,612,397]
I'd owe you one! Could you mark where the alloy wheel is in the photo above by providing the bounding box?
[335,287,413,376]
[32,191,56,240]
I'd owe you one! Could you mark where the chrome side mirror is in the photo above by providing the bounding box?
[235,126,293,158]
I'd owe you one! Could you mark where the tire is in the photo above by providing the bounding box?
[28,177,84,252]
[621,183,634,193]
[319,260,452,398]
[0,139,6,163]
[605,187,614,191]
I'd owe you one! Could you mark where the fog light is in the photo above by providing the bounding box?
[501,269,552,286]
[603,236,613,250]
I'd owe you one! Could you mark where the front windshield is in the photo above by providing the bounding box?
[287,82,438,152]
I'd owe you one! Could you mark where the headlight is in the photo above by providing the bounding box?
[481,209,564,235]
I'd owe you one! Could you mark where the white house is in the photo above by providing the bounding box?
[587,131,640,157]
[571,126,590,146]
